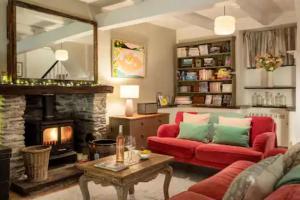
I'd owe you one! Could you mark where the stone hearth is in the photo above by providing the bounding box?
[0,93,107,180]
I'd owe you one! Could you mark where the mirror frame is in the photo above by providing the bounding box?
[7,0,98,83]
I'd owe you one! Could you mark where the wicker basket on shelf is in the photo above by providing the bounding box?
[22,145,51,182]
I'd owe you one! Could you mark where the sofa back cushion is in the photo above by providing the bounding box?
[250,116,276,146]
[175,112,275,146]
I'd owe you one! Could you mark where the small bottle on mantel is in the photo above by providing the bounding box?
[116,125,125,163]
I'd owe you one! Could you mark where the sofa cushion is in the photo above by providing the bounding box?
[170,191,214,200]
[212,124,250,147]
[219,116,252,127]
[177,122,210,142]
[275,164,300,189]
[188,160,254,200]
[183,113,210,124]
[147,136,204,159]
[223,155,282,200]
[250,116,275,146]
[265,184,300,200]
[195,143,263,165]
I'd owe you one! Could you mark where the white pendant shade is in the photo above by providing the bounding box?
[55,49,69,61]
[214,15,236,35]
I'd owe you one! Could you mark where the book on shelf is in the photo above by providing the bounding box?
[205,95,213,105]
[212,95,222,106]
[199,82,208,93]
[175,96,192,105]
[222,84,232,93]
[223,95,232,106]
[188,47,200,57]
[199,44,209,55]
[209,82,222,93]
[199,69,213,80]
[177,47,188,58]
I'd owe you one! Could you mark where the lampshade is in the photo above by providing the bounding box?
[55,49,69,61]
[214,15,236,35]
[120,85,139,99]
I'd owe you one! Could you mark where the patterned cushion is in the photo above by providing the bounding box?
[282,143,300,173]
[223,155,283,200]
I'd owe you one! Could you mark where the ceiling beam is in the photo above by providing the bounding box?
[95,0,222,30]
[17,22,92,54]
[175,13,213,30]
[235,0,282,25]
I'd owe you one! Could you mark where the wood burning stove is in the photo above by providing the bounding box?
[25,95,76,165]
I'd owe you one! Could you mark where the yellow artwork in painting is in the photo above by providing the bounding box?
[112,40,145,78]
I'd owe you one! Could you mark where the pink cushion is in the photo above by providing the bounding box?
[175,111,197,124]
[183,113,210,124]
[189,160,254,200]
[265,184,300,200]
[195,143,263,165]
[170,191,214,200]
[147,136,204,159]
[250,116,275,146]
[219,116,252,127]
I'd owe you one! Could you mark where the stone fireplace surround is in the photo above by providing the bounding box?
[0,93,107,180]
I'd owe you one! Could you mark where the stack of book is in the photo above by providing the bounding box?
[175,96,192,105]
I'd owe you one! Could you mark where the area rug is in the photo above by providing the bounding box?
[12,164,217,200]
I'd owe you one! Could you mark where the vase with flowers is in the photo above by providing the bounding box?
[255,54,283,87]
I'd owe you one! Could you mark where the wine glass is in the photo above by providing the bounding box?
[125,135,136,163]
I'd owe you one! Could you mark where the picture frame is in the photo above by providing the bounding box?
[17,62,23,77]
[112,39,146,78]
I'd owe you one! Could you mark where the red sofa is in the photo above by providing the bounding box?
[148,112,276,169]
[170,160,300,200]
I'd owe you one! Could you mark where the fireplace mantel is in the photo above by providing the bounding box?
[0,84,113,95]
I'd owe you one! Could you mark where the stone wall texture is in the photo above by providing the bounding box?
[56,93,107,150]
[0,95,26,180]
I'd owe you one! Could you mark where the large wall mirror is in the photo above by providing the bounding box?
[7,0,98,82]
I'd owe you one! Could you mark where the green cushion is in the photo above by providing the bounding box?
[197,112,245,141]
[275,164,300,189]
[177,122,209,142]
[212,124,250,147]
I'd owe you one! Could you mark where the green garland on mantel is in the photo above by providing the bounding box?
[0,77,102,87]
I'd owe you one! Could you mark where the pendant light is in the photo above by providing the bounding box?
[55,43,69,61]
[214,5,236,35]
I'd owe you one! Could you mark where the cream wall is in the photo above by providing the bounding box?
[98,23,176,117]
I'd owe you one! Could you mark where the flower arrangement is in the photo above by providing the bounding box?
[255,54,283,72]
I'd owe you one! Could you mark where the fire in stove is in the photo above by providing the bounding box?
[43,127,58,145]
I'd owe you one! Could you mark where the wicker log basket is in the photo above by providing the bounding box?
[22,145,51,182]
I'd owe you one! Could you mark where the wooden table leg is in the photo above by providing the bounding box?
[115,185,129,200]
[79,175,90,200]
[162,166,173,200]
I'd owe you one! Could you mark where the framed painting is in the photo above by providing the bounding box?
[112,39,145,78]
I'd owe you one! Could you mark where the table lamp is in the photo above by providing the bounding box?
[120,85,139,117]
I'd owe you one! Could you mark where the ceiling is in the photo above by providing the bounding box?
[75,0,296,41]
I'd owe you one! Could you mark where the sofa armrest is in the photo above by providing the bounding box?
[157,124,179,138]
[252,132,276,156]
[265,148,287,158]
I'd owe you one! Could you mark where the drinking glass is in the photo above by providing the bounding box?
[125,135,136,163]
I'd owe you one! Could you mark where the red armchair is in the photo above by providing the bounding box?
[148,112,277,169]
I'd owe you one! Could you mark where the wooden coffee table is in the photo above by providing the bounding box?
[76,153,174,200]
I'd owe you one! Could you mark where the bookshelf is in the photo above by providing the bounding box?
[175,37,236,108]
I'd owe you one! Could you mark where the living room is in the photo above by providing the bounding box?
[0,0,300,199]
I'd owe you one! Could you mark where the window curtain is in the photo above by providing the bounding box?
[243,26,297,68]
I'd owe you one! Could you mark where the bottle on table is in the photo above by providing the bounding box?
[116,125,125,163]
